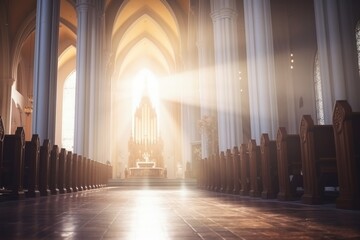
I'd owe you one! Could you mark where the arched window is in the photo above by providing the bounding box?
[62,71,76,151]
[314,53,324,125]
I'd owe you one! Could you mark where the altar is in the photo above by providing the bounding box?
[126,91,165,179]
[128,166,164,178]
[127,153,166,178]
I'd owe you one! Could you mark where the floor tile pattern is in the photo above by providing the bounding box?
[0,186,359,239]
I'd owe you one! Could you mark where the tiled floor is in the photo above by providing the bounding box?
[0,186,360,239]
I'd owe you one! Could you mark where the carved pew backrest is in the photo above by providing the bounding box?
[232,146,241,194]
[214,153,221,192]
[77,155,83,191]
[72,153,78,192]
[39,139,51,196]
[220,151,227,192]
[260,133,278,199]
[276,127,302,201]
[333,100,360,210]
[239,143,249,196]
[82,156,88,190]
[226,149,234,194]
[248,140,262,197]
[58,148,67,194]
[300,115,337,205]
[24,134,40,197]
[2,127,25,199]
[49,145,59,195]
[65,151,73,193]
[211,154,218,191]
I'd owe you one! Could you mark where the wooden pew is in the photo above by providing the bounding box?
[0,117,4,188]
[208,155,214,191]
[77,155,83,191]
[39,139,51,196]
[49,145,60,195]
[58,148,67,194]
[24,134,40,197]
[226,149,234,194]
[83,157,88,190]
[276,127,303,201]
[260,133,278,199]
[205,157,210,190]
[333,100,360,209]
[86,158,91,190]
[248,140,262,197]
[214,153,221,192]
[239,144,250,196]
[71,153,78,192]
[232,146,241,194]
[300,115,338,204]
[89,159,94,189]
[65,151,73,193]
[220,151,227,192]
[1,127,26,200]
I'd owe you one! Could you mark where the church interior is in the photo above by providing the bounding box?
[1,0,360,239]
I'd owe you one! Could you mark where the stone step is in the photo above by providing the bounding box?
[108,178,197,187]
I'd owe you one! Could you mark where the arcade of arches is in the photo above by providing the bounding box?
[1,0,360,181]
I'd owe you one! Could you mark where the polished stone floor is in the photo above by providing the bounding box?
[1,186,360,239]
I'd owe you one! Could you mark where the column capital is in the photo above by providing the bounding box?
[76,0,96,11]
[211,8,237,21]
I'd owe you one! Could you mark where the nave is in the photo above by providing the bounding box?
[1,186,360,240]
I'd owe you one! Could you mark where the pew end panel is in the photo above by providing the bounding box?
[239,144,250,196]
[276,127,303,201]
[24,134,40,198]
[248,140,262,197]
[333,100,360,210]
[300,115,338,205]
[260,133,278,199]
[232,146,241,195]
[1,127,26,200]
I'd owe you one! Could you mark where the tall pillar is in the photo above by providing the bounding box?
[243,0,278,142]
[181,0,200,176]
[74,0,104,160]
[211,0,243,152]
[314,0,360,122]
[198,0,215,158]
[32,0,60,143]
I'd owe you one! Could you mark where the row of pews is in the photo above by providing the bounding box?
[0,117,112,201]
[197,100,360,210]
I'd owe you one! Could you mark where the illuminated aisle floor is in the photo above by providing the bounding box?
[0,186,360,239]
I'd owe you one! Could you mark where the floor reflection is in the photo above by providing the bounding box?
[129,190,168,240]
[0,186,360,239]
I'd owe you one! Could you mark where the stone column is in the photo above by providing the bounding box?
[32,0,60,143]
[198,0,215,158]
[243,0,278,142]
[74,0,104,159]
[211,0,243,152]
[314,0,360,122]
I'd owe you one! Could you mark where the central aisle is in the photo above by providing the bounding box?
[1,186,360,239]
